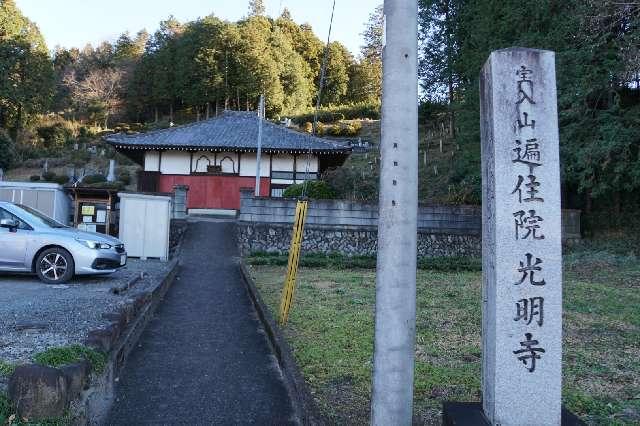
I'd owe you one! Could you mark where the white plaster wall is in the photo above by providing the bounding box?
[295,156,318,173]
[271,178,295,185]
[192,151,214,173]
[271,154,295,172]
[216,152,238,173]
[160,151,190,175]
[144,151,160,172]
[240,153,271,177]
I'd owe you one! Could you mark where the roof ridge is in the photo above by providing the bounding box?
[103,110,351,154]
[106,110,249,140]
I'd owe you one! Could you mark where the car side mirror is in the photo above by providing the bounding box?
[0,218,19,232]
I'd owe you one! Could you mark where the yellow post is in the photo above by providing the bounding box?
[278,199,308,325]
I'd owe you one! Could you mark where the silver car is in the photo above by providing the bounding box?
[0,201,127,284]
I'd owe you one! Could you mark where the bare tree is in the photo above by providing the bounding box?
[64,67,123,128]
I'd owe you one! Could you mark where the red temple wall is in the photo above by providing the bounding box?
[158,175,270,210]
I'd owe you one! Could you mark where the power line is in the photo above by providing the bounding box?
[303,0,337,197]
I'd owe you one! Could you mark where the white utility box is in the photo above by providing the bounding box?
[0,181,71,224]
[118,192,172,261]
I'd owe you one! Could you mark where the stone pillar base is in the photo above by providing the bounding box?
[442,402,585,425]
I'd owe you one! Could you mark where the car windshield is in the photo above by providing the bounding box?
[16,204,68,228]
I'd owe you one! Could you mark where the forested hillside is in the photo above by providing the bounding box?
[419,0,640,221]
[1,0,638,232]
[0,0,382,176]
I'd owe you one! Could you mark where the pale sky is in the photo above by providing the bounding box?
[15,0,381,55]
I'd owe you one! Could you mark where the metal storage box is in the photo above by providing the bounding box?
[0,181,71,224]
[118,192,172,261]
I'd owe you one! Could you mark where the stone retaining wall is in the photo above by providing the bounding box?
[237,190,581,258]
[237,222,482,258]
[7,259,180,424]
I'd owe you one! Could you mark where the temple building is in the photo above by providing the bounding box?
[105,111,350,214]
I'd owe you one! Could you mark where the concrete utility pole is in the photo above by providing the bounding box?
[371,1,419,425]
[255,94,265,196]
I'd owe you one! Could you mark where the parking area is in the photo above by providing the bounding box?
[0,259,173,387]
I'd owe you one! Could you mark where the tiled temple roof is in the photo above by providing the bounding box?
[104,111,351,155]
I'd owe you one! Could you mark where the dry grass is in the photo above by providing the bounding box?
[249,250,640,425]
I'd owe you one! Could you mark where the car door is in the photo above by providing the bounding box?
[0,208,31,270]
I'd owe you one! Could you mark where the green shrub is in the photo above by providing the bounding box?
[15,143,48,162]
[246,252,481,272]
[86,181,124,190]
[328,124,343,136]
[283,181,337,199]
[34,345,107,373]
[82,174,106,185]
[37,123,73,148]
[417,256,482,272]
[342,124,358,137]
[291,102,381,124]
[0,361,15,377]
[446,176,481,205]
[117,169,131,185]
[42,171,57,182]
[78,125,96,142]
[0,130,16,170]
[51,174,69,185]
[302,122,313,133]
[30,175,41,181]
[69,149,91,167]
[0,393,12,424]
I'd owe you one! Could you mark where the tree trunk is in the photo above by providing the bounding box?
[154,107,159,123]
[169,103,174,123]
[206,102,210,119]
[196,107,200,122]
[104,113,109,130]
[237,88,240,111]
[613,191,621,215]
[445,0,455,138]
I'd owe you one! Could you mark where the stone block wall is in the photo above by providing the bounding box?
[237,222,482,258]
[237,190,580,258]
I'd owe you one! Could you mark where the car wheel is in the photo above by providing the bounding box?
[36,248,74,284]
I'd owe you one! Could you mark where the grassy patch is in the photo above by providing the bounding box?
[247,252,481,272]
[0,393,11,424]
[33,345,107,374]
[0,360,16,377]
[249,247,640,424]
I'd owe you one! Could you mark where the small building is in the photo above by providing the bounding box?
[0,181,71,224]
[104,111,350,214]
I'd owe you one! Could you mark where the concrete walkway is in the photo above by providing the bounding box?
[107,221,296,425]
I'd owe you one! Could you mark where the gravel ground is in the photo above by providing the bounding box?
[0,259,172,385]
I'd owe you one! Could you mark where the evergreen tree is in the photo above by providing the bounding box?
[148,16,183,121]
[175,16,226,116]
[419,0,640,206]
[348,4,383,103]
[322,42,353,105]
[0,0,54,136]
